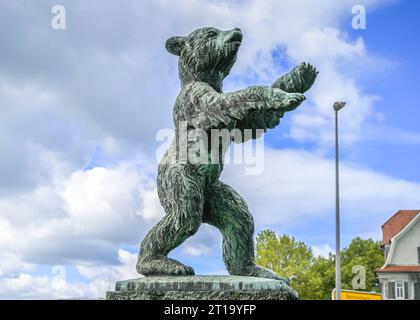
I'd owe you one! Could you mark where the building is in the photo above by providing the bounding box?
[376,210,420,300]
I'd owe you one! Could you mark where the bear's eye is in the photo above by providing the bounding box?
[207,31,218,38]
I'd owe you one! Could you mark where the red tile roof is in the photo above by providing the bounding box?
[376,265,420,273]
[381,210,419,245]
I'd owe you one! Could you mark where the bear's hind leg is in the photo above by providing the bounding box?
[204,181,289,283]
[137,212,200,276]
[137,171,204,276]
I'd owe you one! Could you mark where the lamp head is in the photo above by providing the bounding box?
[333,101,346,111]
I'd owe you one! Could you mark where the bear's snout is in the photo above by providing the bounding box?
[224,28,243,45]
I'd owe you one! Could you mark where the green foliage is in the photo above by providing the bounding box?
[341,237,383,292]
[255,231,384,300]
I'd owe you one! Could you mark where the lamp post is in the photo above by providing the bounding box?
[333,101,346,300]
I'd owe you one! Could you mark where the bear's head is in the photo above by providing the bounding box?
[166,27,243,92]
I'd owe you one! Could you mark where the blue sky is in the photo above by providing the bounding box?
[0,0,419,298]
[344,0,420,181]
[265,0,420,179]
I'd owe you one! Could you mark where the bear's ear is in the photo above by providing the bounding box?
[165,36,186,56]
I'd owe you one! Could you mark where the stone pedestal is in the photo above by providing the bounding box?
[106,275,298,300]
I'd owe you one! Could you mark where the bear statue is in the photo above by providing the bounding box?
[136,27,318,282]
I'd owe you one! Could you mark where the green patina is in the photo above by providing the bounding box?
[136,27,318,283]
[107,276,298,300]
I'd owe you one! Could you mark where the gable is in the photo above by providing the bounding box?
[386,214,420,265]
[382,210,419,245]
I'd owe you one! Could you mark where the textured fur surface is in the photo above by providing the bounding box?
[136,27,318,281]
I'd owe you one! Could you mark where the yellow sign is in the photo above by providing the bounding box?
[332,289,382,300]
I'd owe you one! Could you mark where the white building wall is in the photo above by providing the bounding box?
[390,220,420,265]
[377,273,419,300]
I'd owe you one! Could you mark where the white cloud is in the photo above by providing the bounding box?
[0,159,162,270]
[223,148,420,231]
[312,244,334,258]
[0,252,35,278]
[77,249,138,281]
[184,246,209,257]
[180,224,221,257]
[0,250,138,299]
[61,166,144,238]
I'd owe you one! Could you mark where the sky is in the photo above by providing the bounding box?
[0,0,419,299]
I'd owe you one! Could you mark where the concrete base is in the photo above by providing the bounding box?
[106,275,298,300]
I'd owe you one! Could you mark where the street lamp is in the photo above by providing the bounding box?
[333,101,346,300]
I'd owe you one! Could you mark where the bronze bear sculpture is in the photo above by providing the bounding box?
[136,27,318,282]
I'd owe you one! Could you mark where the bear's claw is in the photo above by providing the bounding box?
[243,264,290,285]
[137,256,195,276]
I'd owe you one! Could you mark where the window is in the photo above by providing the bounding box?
[389,282,395,299]
[414,282,420,300]
[396,282,404,299]
[383,282,388,299]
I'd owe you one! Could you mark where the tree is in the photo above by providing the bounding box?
[309,254,336,300]
[341,237,383,292]
[255,230,384,300]
[255,230,323,299]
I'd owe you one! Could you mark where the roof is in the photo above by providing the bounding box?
[381,210,420,245]
[376,265,420,273]
[380,213,420,270]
